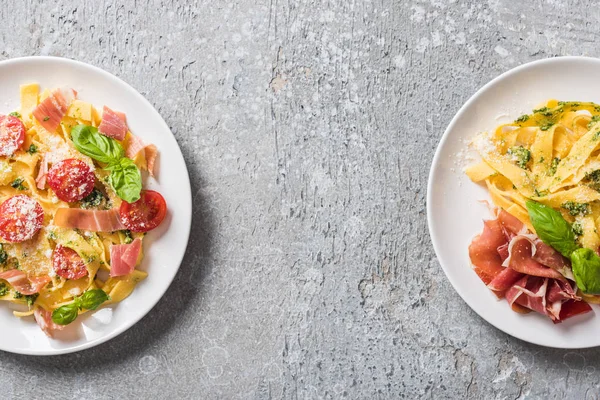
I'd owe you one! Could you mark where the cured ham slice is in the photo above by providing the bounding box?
[532,239,572,279]
[110,238,141,277]
[505,276,591,323]
[0,270,50,295]
[468,218,506,285]
[32,88,76,132]
[506,276,549,316]
[98,106,128,141]
[54,208,125,232]
[34,307,65,338]
[487,267,523,293]
[125,133,158,177]
[497,209,523,236]
[36,153,48,189]
[505,238,566,281]
[469,208,591,323]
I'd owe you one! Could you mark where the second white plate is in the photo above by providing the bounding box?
[428,56,600,349]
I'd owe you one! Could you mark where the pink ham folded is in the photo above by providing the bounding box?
[532,239,571,273]
[36,153,48,189]
[468,218,506,285]
[0,270,50,295]
[32,88,76,132]
[126,133,158,177]
[34,307,65,338]
[505,276,591,323]
[469,208,592,323]
[487,267,523,293]
[110,238,141,277]
[504,238,566,281]
[54,208,125,232]
[98,106,128,141]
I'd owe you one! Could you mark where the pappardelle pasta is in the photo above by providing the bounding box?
[466,100,600,323]
[0,83,166,337]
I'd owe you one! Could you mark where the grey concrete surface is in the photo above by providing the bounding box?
[0,0,598,399]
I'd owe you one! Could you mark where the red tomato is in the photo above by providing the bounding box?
[52,245,88,280]
[0,115,25,156]
[0,195,44,242]
[47,159,95,202]
[120,190,167,232]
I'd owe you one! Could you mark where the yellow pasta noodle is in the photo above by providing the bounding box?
[468,100,600,240]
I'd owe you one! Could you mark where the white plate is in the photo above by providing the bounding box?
[0,56,192,355]
[428,56,600,349]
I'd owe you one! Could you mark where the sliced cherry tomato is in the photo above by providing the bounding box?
[0,115,25,156]
[0,195,44,242]
[52,245,88,280]
[119,190,167,232]
[47,159,95,202]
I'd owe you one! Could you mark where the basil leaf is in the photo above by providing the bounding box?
[526,200,579,257]
[79,289,109,310]
[106,158,142,203]
[71,125,124,164]
[571,248,600,294]
[51,303,79,325]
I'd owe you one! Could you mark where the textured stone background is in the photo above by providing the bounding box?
[1,0,600,399]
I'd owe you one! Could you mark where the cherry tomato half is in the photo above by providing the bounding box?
[52,245,88,280]
[0,115,25,156]
[119,190,167,232]
[0,195,44,242]
[47,159,95,203]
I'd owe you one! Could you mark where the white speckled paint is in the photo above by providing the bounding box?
[0,0,598,398]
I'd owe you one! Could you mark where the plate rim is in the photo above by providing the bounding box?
[0,55,192,356]
[426,55,600,349]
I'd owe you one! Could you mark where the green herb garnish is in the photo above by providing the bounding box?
[0,244,6,265]
[25,293,38,308]
[10,178,26,190]
[572,248,600,294]
[0,283,8,297]
[123,230,133,244]
[26,144,38,154]
[70,125,141,202]
[507,146,531,169]
[526,201,578,257]
[561,201,590,216]
[588,115,600,129]
[80,188,105,209]
[51,289,110,325]
[549,157,560,176]
[573,221,584,237]
[515,114,529,123]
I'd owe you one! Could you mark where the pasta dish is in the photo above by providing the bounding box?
[0,84,166,337]
[466,100,600,322]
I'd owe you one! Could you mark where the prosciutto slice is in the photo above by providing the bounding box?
[54,208,125,232]
[110,238,141,277]
[468,218,506,285]
[36,153,48,189]
[98,106,128,141]
[125,133,158,177]
[32,88,76,132]
[0,270,50,295]
[505,276,591,323]
[469,208,591,323]
[487,267,523,293]
[34,307,65,338]
[532,239,573,279]
[504,238,566,281]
